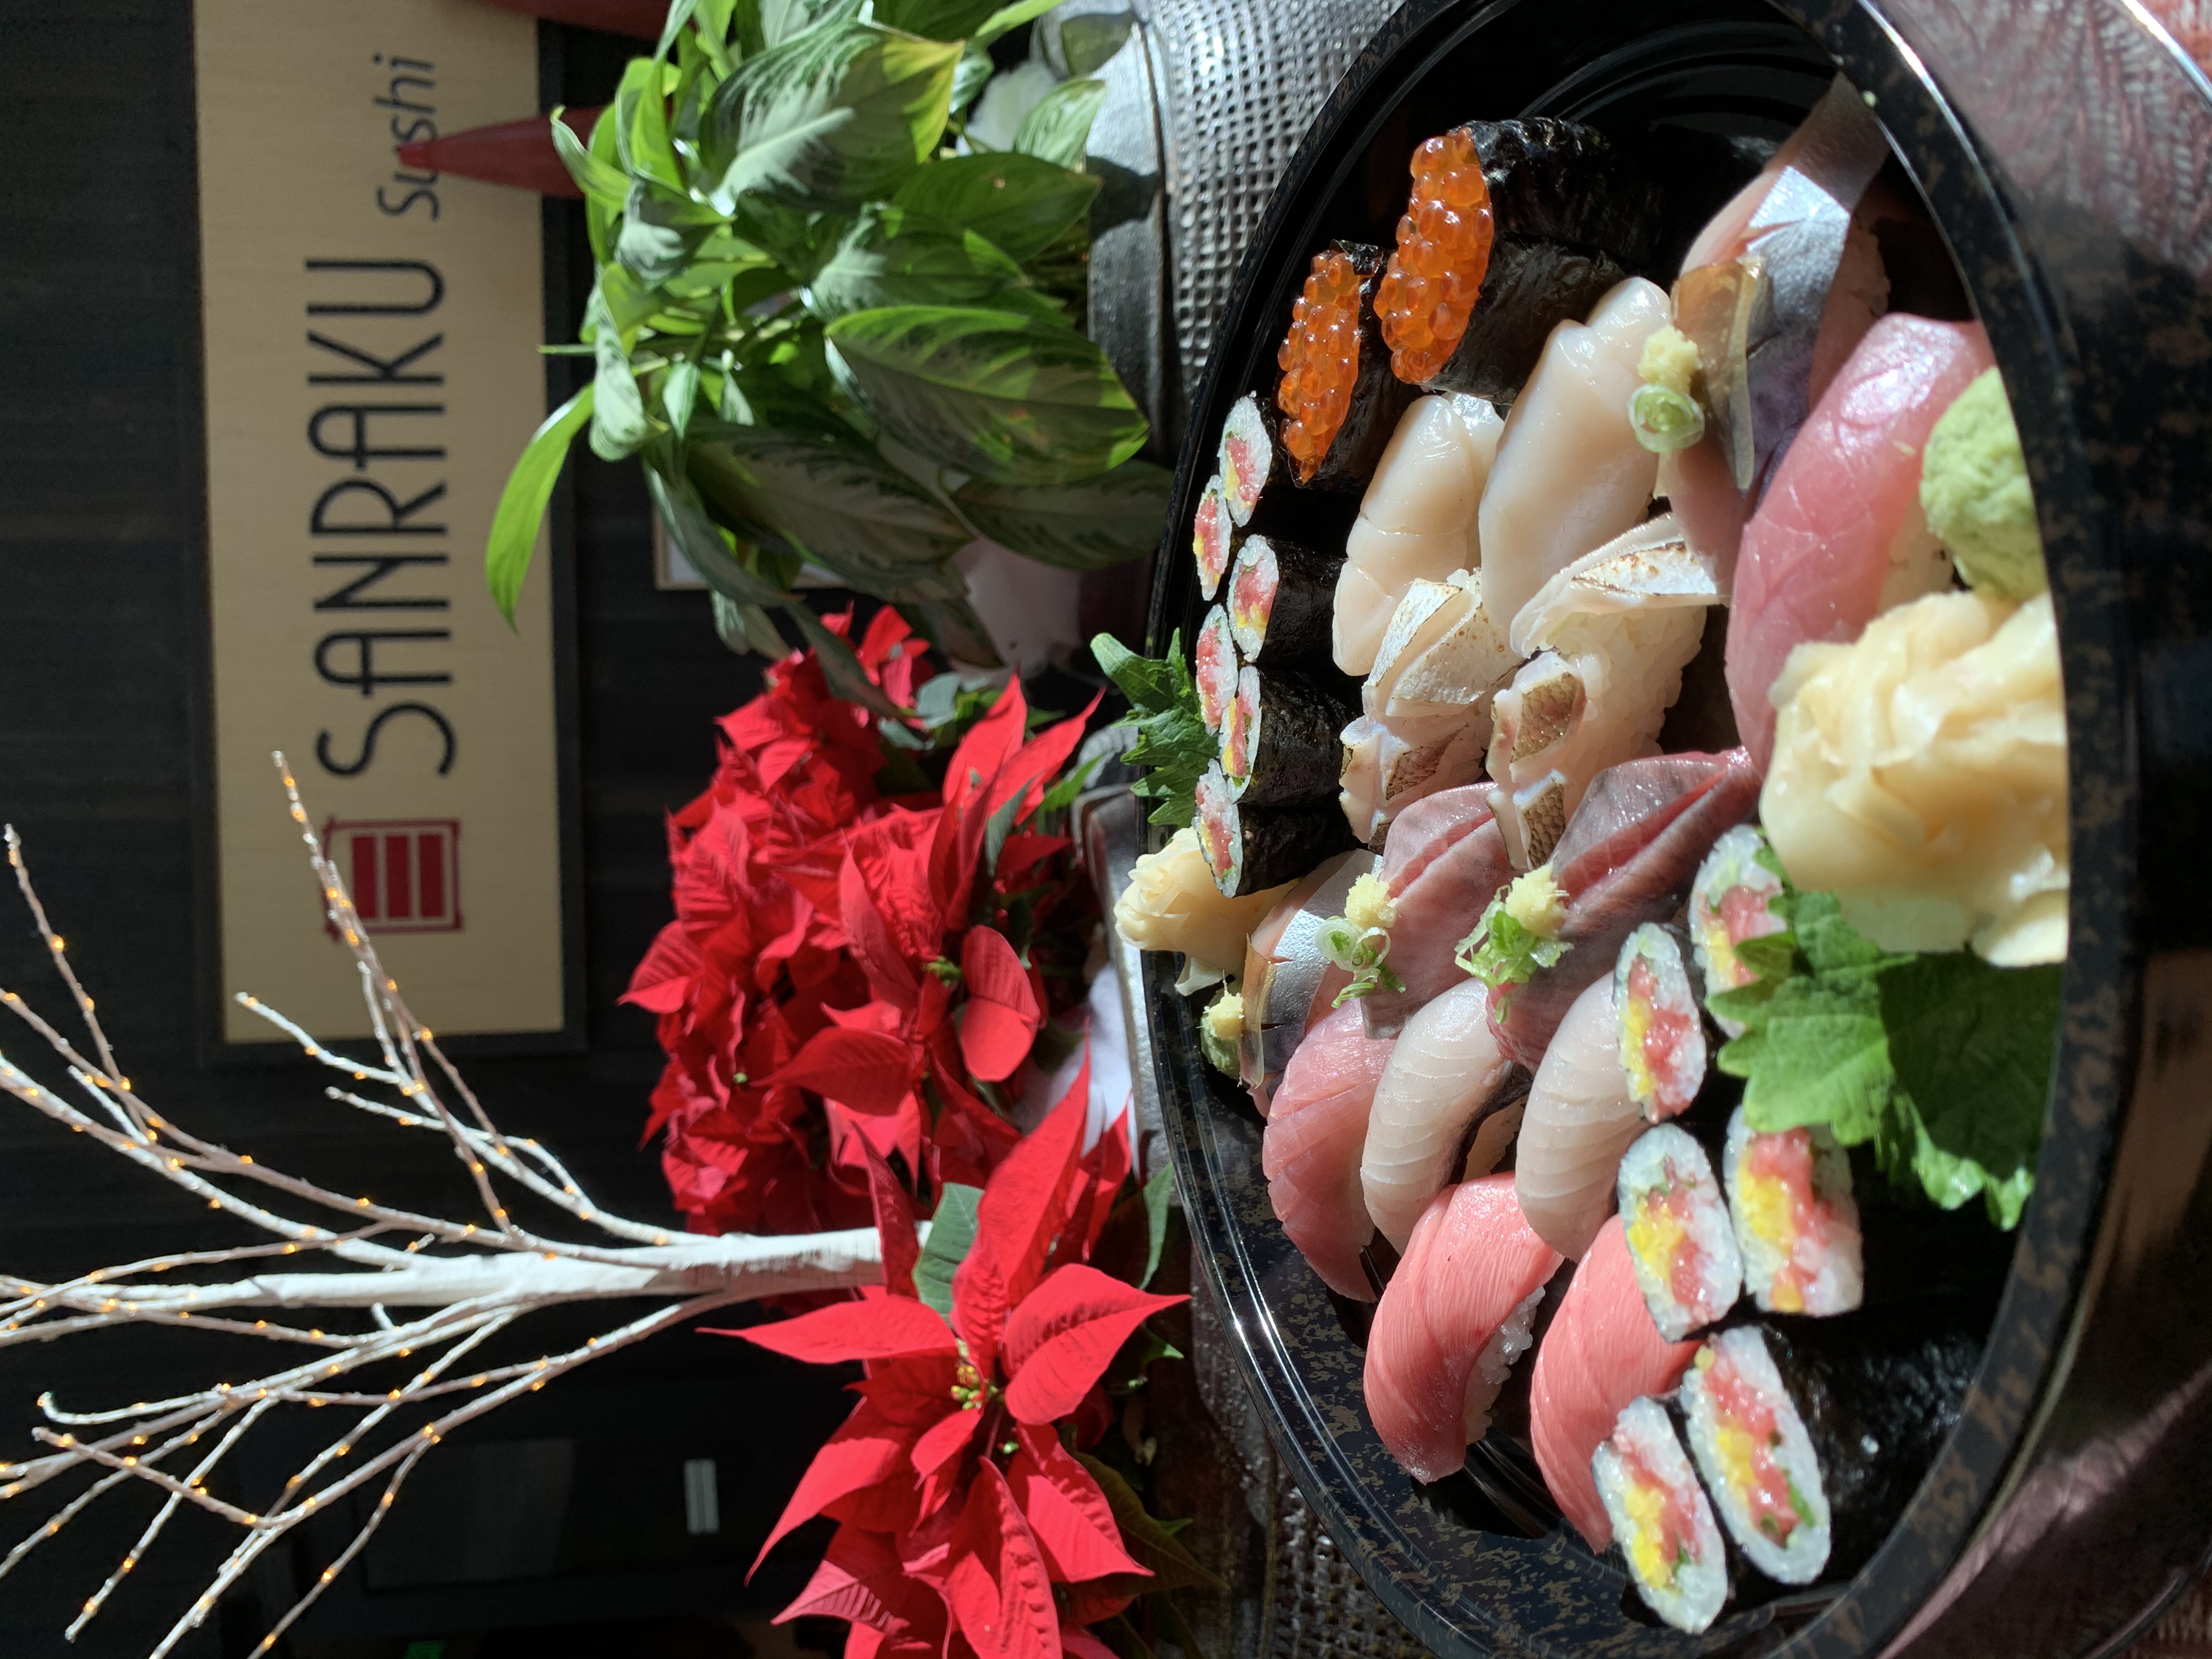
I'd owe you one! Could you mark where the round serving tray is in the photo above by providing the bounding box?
[1141,3,2212,1657]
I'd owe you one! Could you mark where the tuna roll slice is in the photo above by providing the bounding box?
[1194,606,1241,735]
[1615,923,1708,1122]
[1196,762,1359,898]
[1275,241,1418,492]
[1595,1397,1731,1633]
[1193,473,1235,602]
[1689,824,1789,1036]
[1618,1124,1743,1341]
[1220,665,1355,807]
[1723,1109,1864,1317]
[1219,393,1279,527]
[1228,534,1341,667]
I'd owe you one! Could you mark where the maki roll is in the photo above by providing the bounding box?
[1274,241,1417,492]
[1681,1312,1980,1585]
[1723,1108,1864,1317]
[1193,473,1235,602]
[1220,664,1355,807]
[1195,761,1359,898]
[1219,393,1280,527]
[1195,607,1241,734]
[1690,824,1788,1035]
[1227,535,1341,666]
[1618,1124,1744,1341]
[1433,236,1629,403]
[1615,922,1708,1122]
[1594,1397,1730,1633]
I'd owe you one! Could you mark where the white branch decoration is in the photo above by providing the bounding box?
[0,755,897,1656]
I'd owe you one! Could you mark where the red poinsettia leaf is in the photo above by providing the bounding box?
[958,927,1043,1083]
[928,786,994,939]
[621,921,702,1014]
[991,831,1068,896]
[839,853,922,1011]
[747,1398,914,1574]
[859,603,914,673]
[910,1401,982,1481]
[944,677,1029,808]
[1060,1627,1120,1659]
[1054,1102,1131,1273]
[855,1353,961,1426]
[953,1070,1089,1340]
[719,1295,956,1367]
[1005,1421,1147,1583]
[950,1232,1009,1381]
[823,1470,923,1535]
[763,1026,916,1115]
[980,695,1102,825]
[855,1135,920,1299]
[1056,1579,1141,1629]
[853,809,950,963]
[945,1460,1062,1659]
[778,1522,949,1653]
[1002,1267,1187,1426]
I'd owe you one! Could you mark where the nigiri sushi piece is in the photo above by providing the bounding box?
[1239,852,1369,1112]
[1515,975,1646,1260]
[1530,1214,1700,1549]
[1688,823,1788,1035]
[1594,1397,1730,1633]
[1486,515,1721,866]
[1725,313,1994,769]
[1275,242,1419,493]
[1362,978,1518,1252]
[1359,802,1514,1038]
[1489,750,1763,1070]
[1618,1124,1742,1338]
[1723,1108,1864,1317]
[1334,394,1504,675]
[1475,277,1672,628]
[1263,1002,1398,1301]
[1338,713,1488,846]
[1363,1175,1562,1482]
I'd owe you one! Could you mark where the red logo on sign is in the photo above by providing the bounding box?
[322,819,462,934]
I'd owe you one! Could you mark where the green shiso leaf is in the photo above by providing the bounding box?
[1090,630,1211,827]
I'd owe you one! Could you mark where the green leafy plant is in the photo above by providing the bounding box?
[1090,631,1214,826]
[488,0,1171,665]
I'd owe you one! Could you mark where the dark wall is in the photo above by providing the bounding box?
[0,9,847,1654]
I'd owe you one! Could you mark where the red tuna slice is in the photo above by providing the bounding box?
[1725,313,1995,769]
[1378,782,1496,893]
[1362,810,1514,1039]
[1531,1215,1699,1549]
[1491,751,1762,1071]
[1262,1004,1397,1302]
[1364,1175,1564,1484]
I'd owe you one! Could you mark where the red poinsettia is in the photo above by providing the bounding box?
[623,610,1098,1235]
[731,1070,1184,1659]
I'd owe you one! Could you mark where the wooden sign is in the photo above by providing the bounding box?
[194,0,572,1045]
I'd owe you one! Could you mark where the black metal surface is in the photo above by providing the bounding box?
[1143,3,2212,1657]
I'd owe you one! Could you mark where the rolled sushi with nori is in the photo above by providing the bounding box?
[1690,825,1789,1036]
[1616,922,1708,1122]
[1274,241,1418,492]
[1195,761,1360,897]
[1219,393,1280,527]
[1228,534,1341,666]
[1220,664,1356,806]
[1429,236,1630,403]
[1594,1396,1730,1633]
[1193,473,1235,602]
[1678,1325,1832,1585]
[1195,606,1241,734]
[1724,1108,1864,1317]
[1619,1123,1743,1341]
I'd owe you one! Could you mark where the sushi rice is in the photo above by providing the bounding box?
[1724,1109,1864,1317]
[1594,1396,1730,1633]
[1680,1327,1831,1585]
[1615,922,1707,1120]
[1193,473,1235,601]
[1618,1125,1743,1340]
[1220,393,1275,526]
[1689,825,1789,1035]
[1196,607,1242,733]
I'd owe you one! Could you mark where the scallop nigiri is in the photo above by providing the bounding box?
[1363,1175,1562,1482]
[1263,1003,1397,1302]
[1530,1214,1699,1549]
[1725,313,1994,769]
[1514,975,1644,1261]
[1334,394,1505,675]
[1362,979,1519,1252]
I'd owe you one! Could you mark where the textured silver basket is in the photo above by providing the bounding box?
[1056,0,1402,456]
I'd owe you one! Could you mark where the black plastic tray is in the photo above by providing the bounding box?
[1143,3,2212,1656]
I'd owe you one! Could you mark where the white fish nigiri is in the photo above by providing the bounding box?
[1263,1003,1397,1301]
[1334,395,1505,676]
[1362,979,1519,1253]
[1515,975,1644,1260]
[1477,279,1673,628]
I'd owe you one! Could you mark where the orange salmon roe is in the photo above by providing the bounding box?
[1275,250,1367,483]
[1375,129,1496,384]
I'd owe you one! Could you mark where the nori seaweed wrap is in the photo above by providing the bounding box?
[1227,534,1341,666]
[1274,241,1418,493]
[1427,236,1629,402]
[1195,762,1361,898]
[1221,664,1356,806]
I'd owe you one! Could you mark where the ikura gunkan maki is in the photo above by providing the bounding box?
[1618,1124,1742,1342]
[1274,242,1417,491]
[1724,1109,1864,1318]
[1228,535,1341,665]
[1595,1397,1730,1634]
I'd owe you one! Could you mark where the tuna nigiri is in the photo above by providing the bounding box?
[1530,1215,1699,1549]
[1725,313,1994,769]
[1475,278,1672,628]
[1360,792,1516,1037]
[1514,976,1645,1261]
[1362,979,1519,1252]
[1334,395,1505,675]
[1364,1175,1562,1482]
[1263,1003,1398,1301]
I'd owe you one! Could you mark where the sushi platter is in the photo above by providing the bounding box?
[1113,1,2212,1656]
